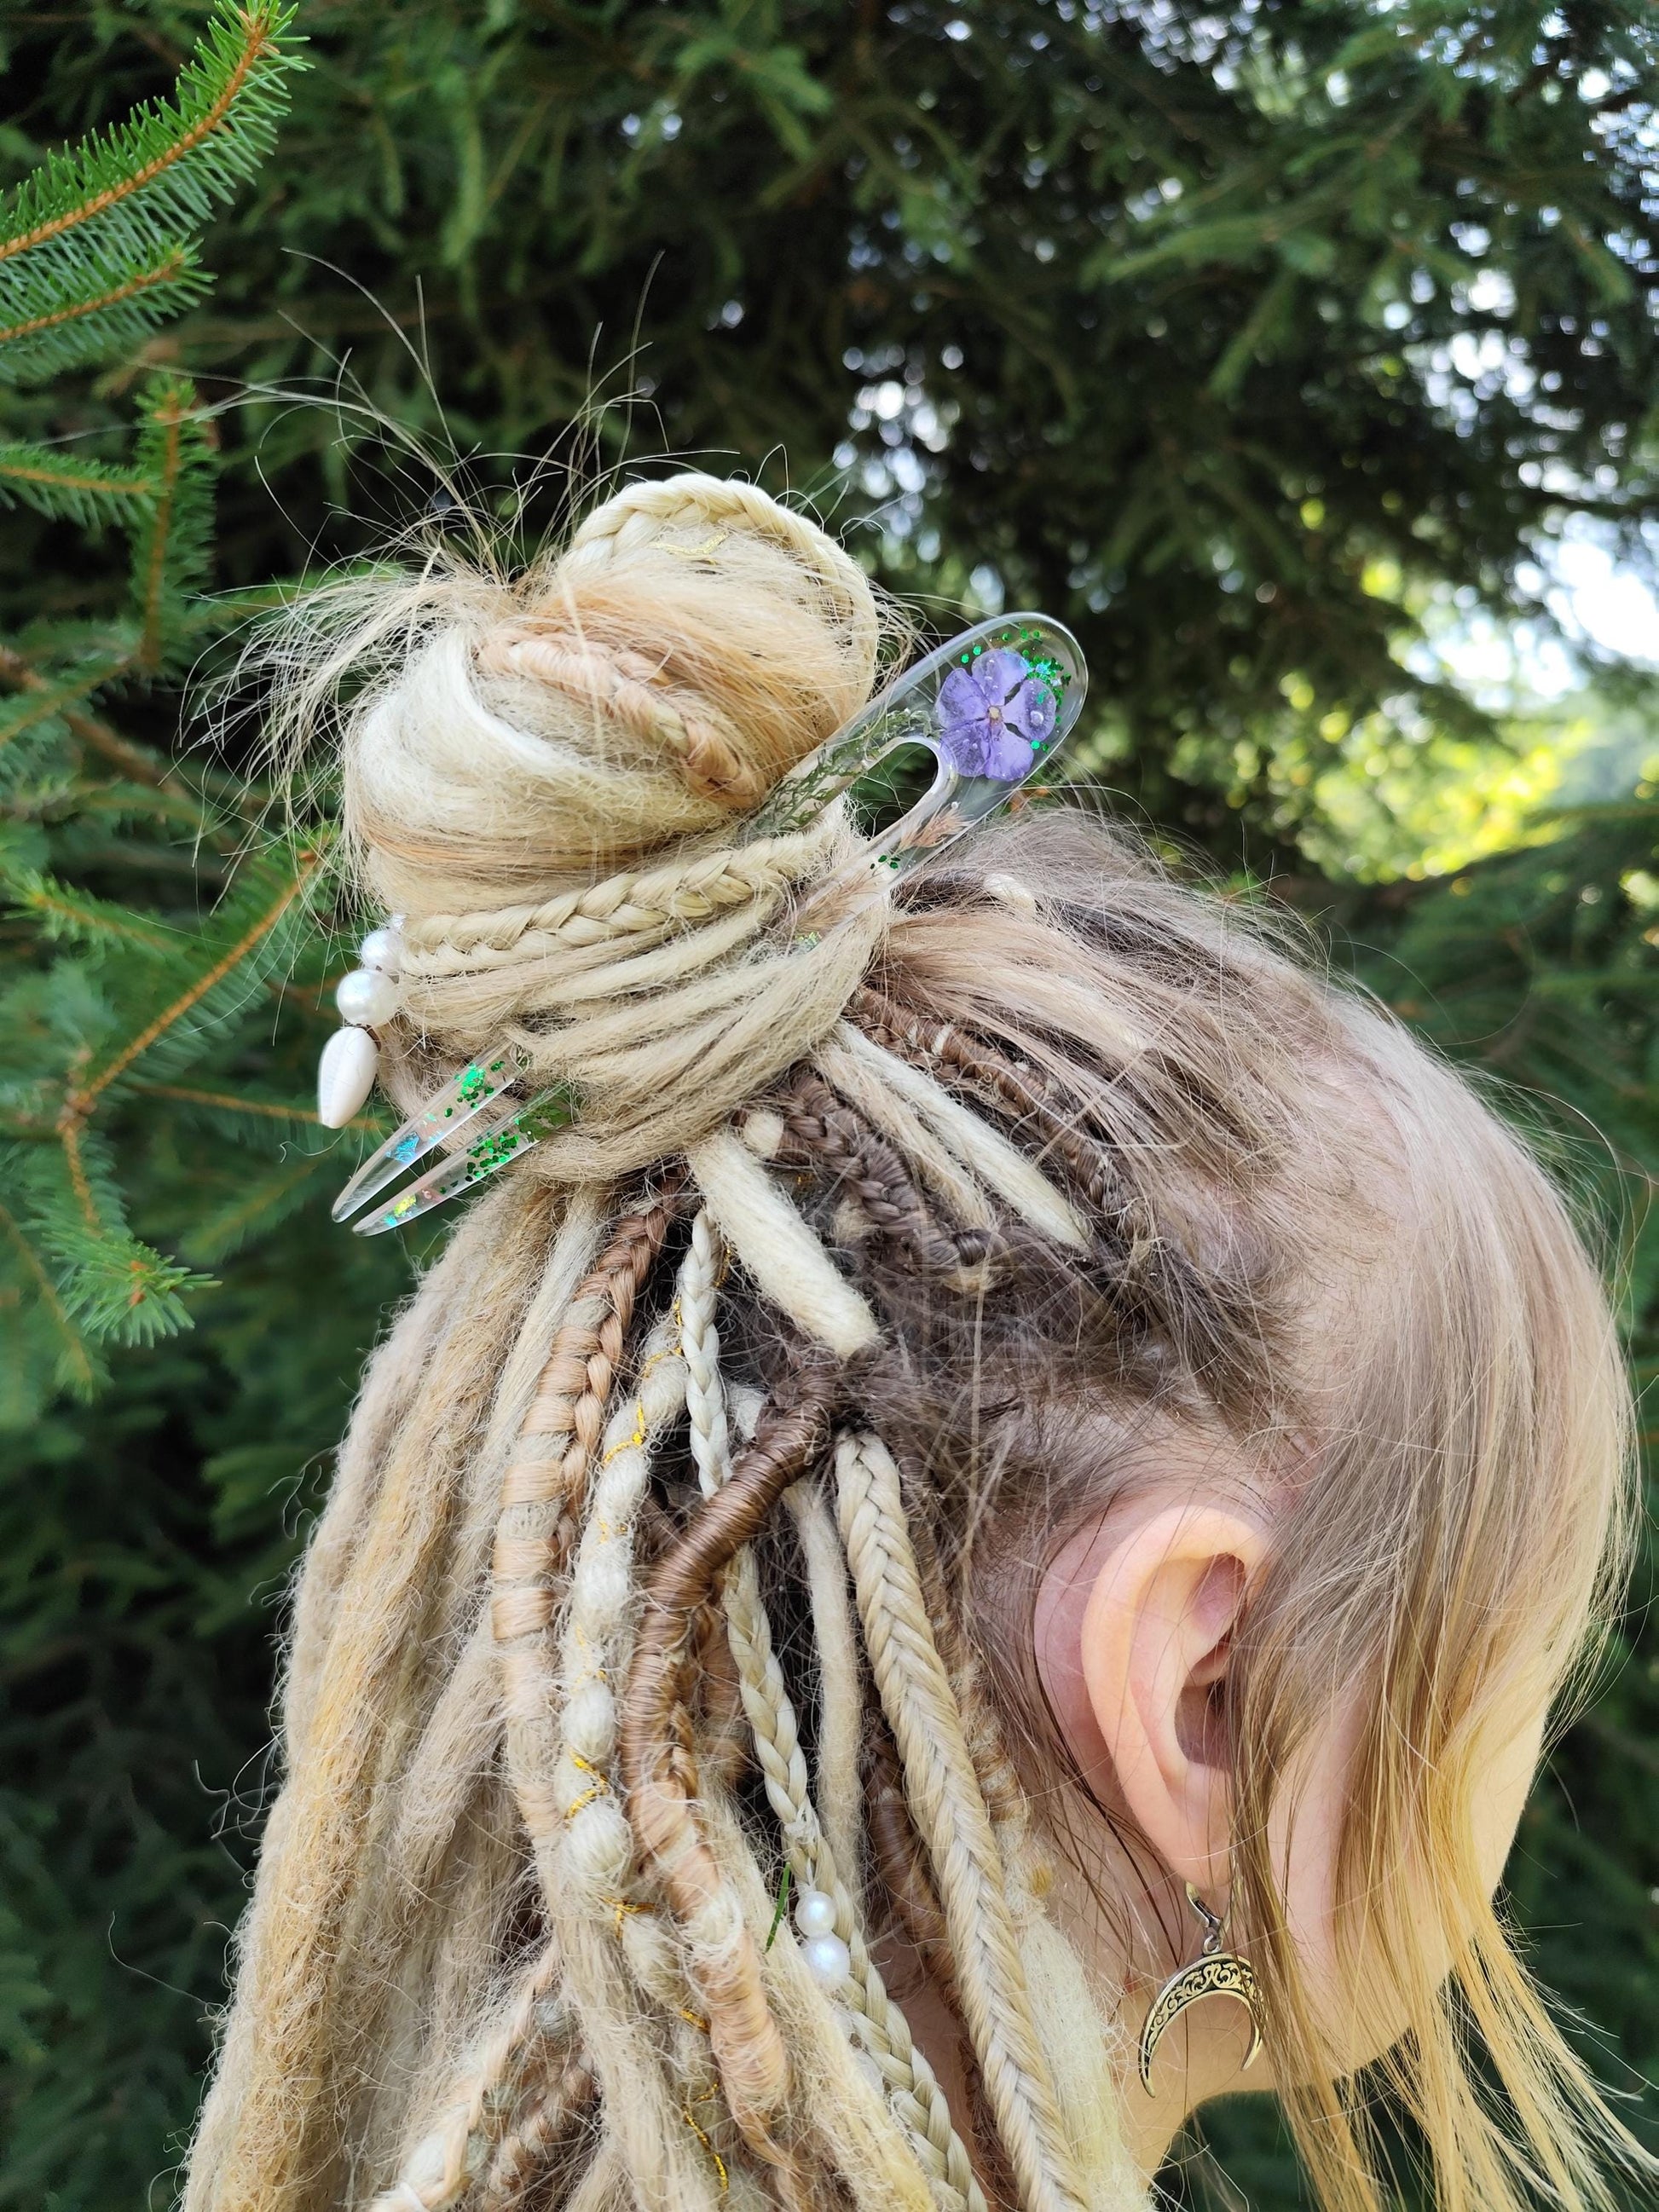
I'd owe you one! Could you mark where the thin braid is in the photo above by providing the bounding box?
[479,631,769,808]
[783,1478,864,1895]
[835,1430,1089,2212]
[769,1067,995,1276]
[550,1355,732,2212]
[530,1306,744,2209]
[553,1303,723,2073]
[564,473,879,666]
[364,1974,585,2212]
[679,1216,989,2212]
[382,1303,690,2212]
[476,2051,598,2212]
[554,1302,689,1916]
[813,1035,998,1238]
[895,1461,1047,1924]
[488,1193,736,2212]
[850,986,1139,1231]
[829,1022,1085,1251]
[618,1366,836,2168]
[492,1178,684,1699]
[849,993,1269,1411]
[404,823,838,967]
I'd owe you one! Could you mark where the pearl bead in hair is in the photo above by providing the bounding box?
[336,966,398,1027]
[793,1886,838,1940]
[359,922,402,973]
[801,1932,852,1989]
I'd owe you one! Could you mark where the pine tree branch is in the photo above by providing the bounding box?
[132,1080,384,1132]
[137,388,186,673]
[0,247,189,350]
[63,854,319,1118]
[0,5,293,269]
[0,453,154,506]
[0,1194,95,1392]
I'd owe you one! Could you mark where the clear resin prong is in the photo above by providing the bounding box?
[332,1043,534,1223]
[350,1085,578,1237]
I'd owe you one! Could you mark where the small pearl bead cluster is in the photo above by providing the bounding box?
[793,1886,850,1990]
[317,919,403,1129]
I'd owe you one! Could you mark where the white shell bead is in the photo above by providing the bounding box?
[335,965,398,1028]
[358,924,402,974]
[317,1025,379,1129]
[793,1887,838,1940]
[801,1932,851,1990]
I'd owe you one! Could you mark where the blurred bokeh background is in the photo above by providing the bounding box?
[1,3,1655,2203]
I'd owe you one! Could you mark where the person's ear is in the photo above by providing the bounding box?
[1078,1503,1267,1897]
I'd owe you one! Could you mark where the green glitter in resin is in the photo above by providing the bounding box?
[466,1124,526,1176]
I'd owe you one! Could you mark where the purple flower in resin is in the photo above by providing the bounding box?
[934,648,1056,779]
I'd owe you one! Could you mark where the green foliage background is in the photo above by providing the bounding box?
[1,3,1656,2204]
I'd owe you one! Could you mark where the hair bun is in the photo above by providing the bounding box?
[344,473,882,926]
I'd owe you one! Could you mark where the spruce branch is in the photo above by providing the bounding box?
[0,1190,97,1395]
[0,658,118,754]
[132,1081,381,1135]
[0,645,157,784]
[0,448,155,527]
[181,1155,329,1264]
[130,375,215,675]
[0,5,301,392]
[61,851,321,1119]
[6,872,186,958]
[0,245,206,388]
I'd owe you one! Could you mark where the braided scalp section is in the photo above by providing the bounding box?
[769,1068,994,1278]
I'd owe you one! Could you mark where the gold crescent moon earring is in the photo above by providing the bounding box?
[1138,1881,1265,2094]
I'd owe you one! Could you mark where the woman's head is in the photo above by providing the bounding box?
[190,475,1639,2212]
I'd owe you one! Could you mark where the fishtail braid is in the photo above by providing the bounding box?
[835,1430,1090,2212]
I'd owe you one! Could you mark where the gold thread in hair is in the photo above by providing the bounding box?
[681,2098,729,2190]
[564,1750,612,1822]
[603,1405,649,1464]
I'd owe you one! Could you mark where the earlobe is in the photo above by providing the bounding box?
[1078,1504,1267,1897]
